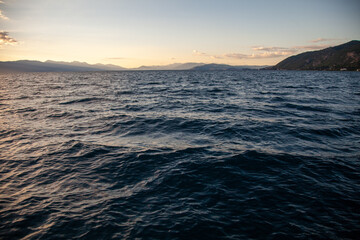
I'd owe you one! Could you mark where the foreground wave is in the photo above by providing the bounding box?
[0,70,359,239]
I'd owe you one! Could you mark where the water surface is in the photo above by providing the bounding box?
[1,70,359,239]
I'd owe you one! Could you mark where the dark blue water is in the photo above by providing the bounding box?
[0,70,359,239]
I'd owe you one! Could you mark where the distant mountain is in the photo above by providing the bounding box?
[0,60,125,73]
[0,60,204,72]
[45,60,126,71]
[190,63,263,71]
[266,40,360,71]
[132,62,205,70]
[0,60,267,72]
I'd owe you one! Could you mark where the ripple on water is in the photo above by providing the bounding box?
[0,71,360,239]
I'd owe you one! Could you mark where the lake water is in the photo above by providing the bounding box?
[1,70,359,239]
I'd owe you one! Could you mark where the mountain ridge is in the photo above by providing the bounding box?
[0,60,105,73]
[1,41,359,72]
[0,60,266,72]
[190,63,262,71]
[265,40,360,71]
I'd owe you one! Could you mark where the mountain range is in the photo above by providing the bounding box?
[0,60,126,73]
[0,60,267,73]
[0,60,265,73]
[1,41,359,72]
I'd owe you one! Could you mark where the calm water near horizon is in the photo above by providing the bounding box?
[0,70,359,239]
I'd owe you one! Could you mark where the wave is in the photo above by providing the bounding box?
[59,97,107,105]
[1,70,359,239]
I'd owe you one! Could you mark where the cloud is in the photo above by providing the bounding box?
[225,51,294,59]
[310,38,338,43]
[0,9,8,20]
[293,44,331,50]
[253,43,331,53]
[0,0,8,20]
[225,45,298,59]
[193,49,293,60]
[192,40,334,61]
[192,50,208,56]
[210,55,224,59]
[0,31,18,46]
[193,50,225,59]
[224,53,249,59]
[253,44,331,53]
[252,46,294,52]
[229,43,332,59]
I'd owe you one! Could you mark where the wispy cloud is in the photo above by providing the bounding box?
[192,50,208,56]
[0,31,18,47]
[194,46,298,60]
[194,51,294,60]
[293,44,331,50]
[193,49,225,59]
[193,41,333,61]
[253,44,332,52]
[0,9,8,20]
[311,38,337,43]
[210,55,224,59]
[225,51,294,59]
[0,0,8,21]
[252,46,296,52]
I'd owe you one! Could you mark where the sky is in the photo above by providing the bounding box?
[0,0,359,68]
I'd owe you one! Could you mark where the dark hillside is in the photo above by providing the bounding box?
[266,40,360,71]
